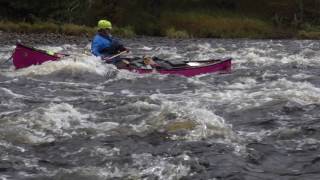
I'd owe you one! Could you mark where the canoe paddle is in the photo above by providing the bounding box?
[60,49,92,57]
[1,55,13,65]
[103,50,129,62]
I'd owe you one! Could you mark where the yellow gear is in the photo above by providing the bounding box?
[47,50,55,56]
[98,20,112,29]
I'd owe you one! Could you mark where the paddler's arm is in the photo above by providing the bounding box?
[91,39,104,56]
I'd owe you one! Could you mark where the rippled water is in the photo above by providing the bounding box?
[1,38,320,180]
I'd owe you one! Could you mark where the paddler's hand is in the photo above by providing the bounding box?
[119,45,130,53]
[122,47,130,53]
[122,60,130,64]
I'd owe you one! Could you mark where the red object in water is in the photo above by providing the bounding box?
[12,43,232,77]
[12,43,61,69]
[126,58,232,77]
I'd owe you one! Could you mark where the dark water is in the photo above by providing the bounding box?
[1,38,320,180]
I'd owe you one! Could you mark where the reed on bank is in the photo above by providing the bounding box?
[160,12,275,38]
[0,21,136,38]
[0,17,320,39]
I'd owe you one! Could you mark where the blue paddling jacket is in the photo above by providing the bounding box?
[91,33,125,60]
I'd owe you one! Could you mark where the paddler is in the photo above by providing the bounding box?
[91,19,129,64]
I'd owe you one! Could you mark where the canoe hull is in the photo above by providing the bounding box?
[125,58,232,77]
[13,44,60,69]
[12,44,232,77]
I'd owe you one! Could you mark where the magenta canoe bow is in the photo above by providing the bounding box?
[13,43,61,69]
[12,43,232,77]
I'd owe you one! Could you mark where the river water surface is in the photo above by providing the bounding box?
[0,38,320,180]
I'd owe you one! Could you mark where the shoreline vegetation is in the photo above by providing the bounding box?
[1,1,320,39]
[1,19,320,40]
[0,21,136,38]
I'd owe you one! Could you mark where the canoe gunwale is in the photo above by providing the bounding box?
[15,43,60,58]
[12,43,232,76]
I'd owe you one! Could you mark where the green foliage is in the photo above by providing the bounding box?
[1,0,320,38]
[0,21,94,36]
[165,27,190,39]
[61,24,92,36]
[0,21,19,32]
[298,30,320,39]
[32,23,60,33]
[160,12,274,38]
[0,0,91,24]
[113,26,136,38]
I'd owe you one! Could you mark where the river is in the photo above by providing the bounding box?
[0,37,320,180]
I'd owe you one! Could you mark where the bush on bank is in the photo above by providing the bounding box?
[0,21,136,38]
[1,18,320,39]
[159,12,275,38]
[165,27,190,38]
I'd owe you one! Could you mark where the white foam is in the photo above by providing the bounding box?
[0,175,10,180]
[139,46,153,50]
[132,153,190,179]
[0,87,25,98]
[198,77,320,112]
[231,44,320,68]
[37,45,64,53]
[0,140,26,152]
[149,93,235,141]
[291,73,313,80]
[152,46,182,60]
[92,146,120,157]
[44,153,190,179]
[267,78,320,105]
[0,103,108,144]
[3,55,114,77]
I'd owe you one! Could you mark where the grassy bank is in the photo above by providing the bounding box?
[158,11,320,39]
[0,21,136,38]
[160,12,274,38]
[1,15,320,39]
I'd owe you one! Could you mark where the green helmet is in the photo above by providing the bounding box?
[98,20,112,29]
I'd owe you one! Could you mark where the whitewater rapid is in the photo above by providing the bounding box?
[0,38,320,179]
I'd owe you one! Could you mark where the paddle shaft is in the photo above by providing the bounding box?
[1,55,13,65]
[55,51,91,57]
[103,50,128,62]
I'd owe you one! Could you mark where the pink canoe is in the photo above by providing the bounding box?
[125,58,232,77]
[12,43,232,77]
[13,43,61,69]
